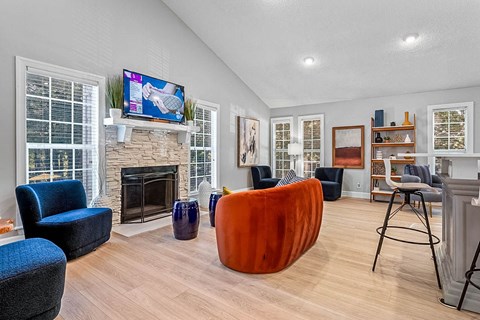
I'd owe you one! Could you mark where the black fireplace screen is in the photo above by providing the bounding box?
[121,166,178,223]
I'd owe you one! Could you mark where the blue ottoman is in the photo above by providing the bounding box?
[0,238,66,320]
[172,199,200,240]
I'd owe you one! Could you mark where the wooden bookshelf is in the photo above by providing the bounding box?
[370,115,416,202]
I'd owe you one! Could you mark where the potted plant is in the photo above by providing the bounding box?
[391,166,398,176]
[184,98,196,126]
[106,75,123,119]
[383,136,391,143]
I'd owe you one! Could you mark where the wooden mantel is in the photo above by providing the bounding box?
[104,117,200,144]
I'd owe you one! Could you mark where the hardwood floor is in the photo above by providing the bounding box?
[59,198,480,319]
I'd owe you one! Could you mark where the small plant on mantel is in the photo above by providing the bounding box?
[106,75,123,118]
[183,98,197,125]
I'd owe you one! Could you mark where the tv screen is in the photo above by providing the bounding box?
[123,69,185,123]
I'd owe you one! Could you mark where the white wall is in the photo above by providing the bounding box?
[0,0,270,220]
[271,86,480,195]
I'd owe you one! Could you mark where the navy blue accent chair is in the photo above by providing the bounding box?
[314,167,344,201]
[251,166,281,189]
[0,238,66,320]
[15,180,112,260]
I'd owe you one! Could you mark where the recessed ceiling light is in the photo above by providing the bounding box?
[303,57,315,65]
[403,33,419,44]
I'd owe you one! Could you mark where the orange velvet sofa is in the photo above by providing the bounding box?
[215,178,323,273]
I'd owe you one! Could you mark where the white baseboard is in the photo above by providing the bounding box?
[0,234,24,246]
[342,191,370,199]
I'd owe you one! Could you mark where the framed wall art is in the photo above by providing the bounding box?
[332,125,364,169]
[237,116,259,167]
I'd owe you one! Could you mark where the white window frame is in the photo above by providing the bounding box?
[188,99,219,195]
[15,57,105,226]
[271,116,293,177]
[298,114,325,177]
[427,102,474,170]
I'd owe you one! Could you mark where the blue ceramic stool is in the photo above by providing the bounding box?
[172,198,200,240]
[209,192,222,227]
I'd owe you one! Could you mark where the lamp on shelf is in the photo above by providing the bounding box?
[288,142,302,172]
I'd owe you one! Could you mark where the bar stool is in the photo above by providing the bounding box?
[372,159,442,289]
[457,240,480,310]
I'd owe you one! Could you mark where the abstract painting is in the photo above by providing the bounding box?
[332,125,364,169]
[237,116,259,167]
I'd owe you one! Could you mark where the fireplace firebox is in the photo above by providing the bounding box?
[121,166,178,224]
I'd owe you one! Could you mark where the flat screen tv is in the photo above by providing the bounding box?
[123,69,185,122]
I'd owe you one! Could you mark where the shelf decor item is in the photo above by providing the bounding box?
[106,75,123,119]
[184,98,197,126]
[376,150,383,159]
[390,122,396,126]
[374,110,384,127]
[402,111,412,126]
[404,134,412,143]
[332,125,365,169]
[375,133,383,143]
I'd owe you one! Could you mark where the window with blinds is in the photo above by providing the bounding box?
[190,103,217,193]
[24,69,99,202]
[271,118,292,178]
[299,115,324,178]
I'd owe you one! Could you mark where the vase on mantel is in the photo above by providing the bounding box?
[109,108,122,119]
[187,120,194,127]
[402,111,412,126]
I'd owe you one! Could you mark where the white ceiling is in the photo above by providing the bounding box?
[162,0,480,108]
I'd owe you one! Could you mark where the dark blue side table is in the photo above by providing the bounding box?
[172,198,200,240]
[208,192,223,227]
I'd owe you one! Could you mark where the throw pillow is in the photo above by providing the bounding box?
[407,165,432,186]
[290,176,307,184]
[222,186,234,196]
[276,169,297,187]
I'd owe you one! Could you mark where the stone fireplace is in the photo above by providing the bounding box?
[98,126,189,224]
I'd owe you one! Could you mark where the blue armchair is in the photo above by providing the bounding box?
[251,165,281,189]
[0,238,66,320]
[15,180,112,260]
[314,167,344,201]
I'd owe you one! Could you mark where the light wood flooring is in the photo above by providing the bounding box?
[58,198,480,319]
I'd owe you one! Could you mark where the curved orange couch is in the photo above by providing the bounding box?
[215,178,323,273]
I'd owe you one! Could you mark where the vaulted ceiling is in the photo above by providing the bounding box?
[163,0,480,108]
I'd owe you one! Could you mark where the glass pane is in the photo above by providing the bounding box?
[204,135,211,148]
[434,124,448,137]
[73,83,84,102]
[304,140,312,149]
[26,97,49,120]
[28,171,51,183]
[75,170,83,181]
[275,123,283,131]
[434,111,449,124]
[282,141,289,149]
[73,104,83,123]
[197,150,205,163]
[51,78,72,100]
[198,163,205,177]
[275,141,282,149]
[51,101,72,122]
[449,137,465,150]
[205,163,211,175]
[275,131,282,141]
[27,120,49,143]
[53,170,72,181]
[75,149,83,169]
[434,138,448,150]
[195,134,203,147]
[73,125,83,144]
[52,149,73,171]
[312,139,321,149]
[190,151,196,163]
[449,109,465,123]
[204,121,211,134]
[26,73,49,97]
[276,170,282,177]
[190,177,197,192]
[284,123,290,130]
[190,164,197,176]
[450,123,465,136]
[284,130,290,140]
[29,148,51,172]
[51,123,72,144]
